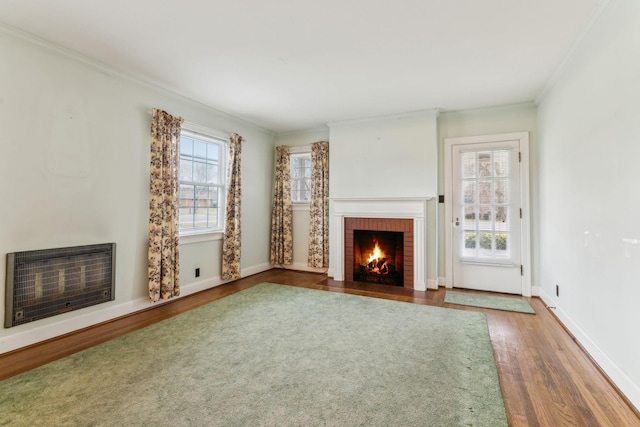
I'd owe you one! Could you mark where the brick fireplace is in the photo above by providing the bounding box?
[345,217,414,288]
[329,198,429,291]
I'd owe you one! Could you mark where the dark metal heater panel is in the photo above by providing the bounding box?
[5,243,116,328]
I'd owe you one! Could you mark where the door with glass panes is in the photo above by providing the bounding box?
[451,140,522,294]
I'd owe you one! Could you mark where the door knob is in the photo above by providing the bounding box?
[455,217,460,226]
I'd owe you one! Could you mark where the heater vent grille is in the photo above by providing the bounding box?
[5,243,116,328]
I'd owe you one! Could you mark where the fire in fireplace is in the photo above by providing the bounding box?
[344,217,414,288]
[353,230,404,286]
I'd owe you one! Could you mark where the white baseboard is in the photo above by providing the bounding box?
[0,262,274,355]
[427,279,439,290]
[0,294,157,354]
[274,262,328,274]
[240,262,273,278]
[539,289,640,412]
[438,277,446,287]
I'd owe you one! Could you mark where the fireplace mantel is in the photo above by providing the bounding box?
[329,197,432,291]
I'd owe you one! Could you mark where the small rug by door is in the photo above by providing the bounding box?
[445,291,535,314]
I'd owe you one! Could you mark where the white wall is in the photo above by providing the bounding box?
[537,0,640,409]
[328,111,439,282]
[438,103,538,288]
[329,111,438,198]
[273,127,330,271]
[0,29,274,352]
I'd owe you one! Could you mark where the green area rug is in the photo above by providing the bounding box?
[1,283,507,426]
[445,291,535,314]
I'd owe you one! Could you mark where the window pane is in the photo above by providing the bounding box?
[179,158,193,182]
[179,184,195,230]
[199,187,213,209]
[301,179,311,201]
[192,185,209,228]
[291,179,300,201]
[193,161,207,183]
[206,164,220,185]
[194,140,207,159]
[207,143,220,161]
[496,233,509,258]
[179,184,194,207]
[478,206,492,230]
[463,232,477,257]
[494,180,508,204]
[207,187,219,228]
[493,150,509,177]
[495,207,509,232]
[464,232,477,248]
[180,137,193,156]
[478,152,492,177]
[479,232,493,253]
[463,181,475,204]
[462,206,476,229]
[478,180,492,204]
[207,209,218,228]
[291,161,301,179]
[462,152,475,178]
[302,158,312,178]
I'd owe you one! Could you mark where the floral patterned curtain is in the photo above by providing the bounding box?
[270,146,293,265]
[221,133,243,280]
[308,141,329,268]
[148,108,183,302]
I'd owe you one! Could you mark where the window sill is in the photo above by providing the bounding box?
[179,231,223,245]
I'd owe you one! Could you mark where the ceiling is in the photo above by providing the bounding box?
[0,0,604,133]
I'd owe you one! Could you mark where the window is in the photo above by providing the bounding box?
[290,150,311,203]
[460,149,511,260]
[178,125,227,235]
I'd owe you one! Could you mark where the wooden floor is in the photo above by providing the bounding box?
[1,269,639,426]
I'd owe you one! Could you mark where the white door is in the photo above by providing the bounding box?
[445,133,530,295]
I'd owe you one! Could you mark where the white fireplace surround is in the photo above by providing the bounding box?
[329,197,431,291]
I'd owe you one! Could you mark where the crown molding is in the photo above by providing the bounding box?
[327,108,439,128]
[0,22,275,137]
[274,125,330,138]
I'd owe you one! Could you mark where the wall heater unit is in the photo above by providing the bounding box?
[5,243,116,328]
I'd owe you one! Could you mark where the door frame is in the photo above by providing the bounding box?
[444,132,531,296]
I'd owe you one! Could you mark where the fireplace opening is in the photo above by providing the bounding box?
[344,217,414,288]
[353,230,404,286]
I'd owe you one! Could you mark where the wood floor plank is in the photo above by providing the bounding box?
[1,269,638,426]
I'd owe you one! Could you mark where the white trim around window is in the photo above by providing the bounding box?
[179,230,223,245]
[182,121,229,142]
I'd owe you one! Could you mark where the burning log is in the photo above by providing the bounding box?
[366,258,389,275]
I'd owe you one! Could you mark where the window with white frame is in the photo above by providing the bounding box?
[178,125,227,235]
[290,150,312,203]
